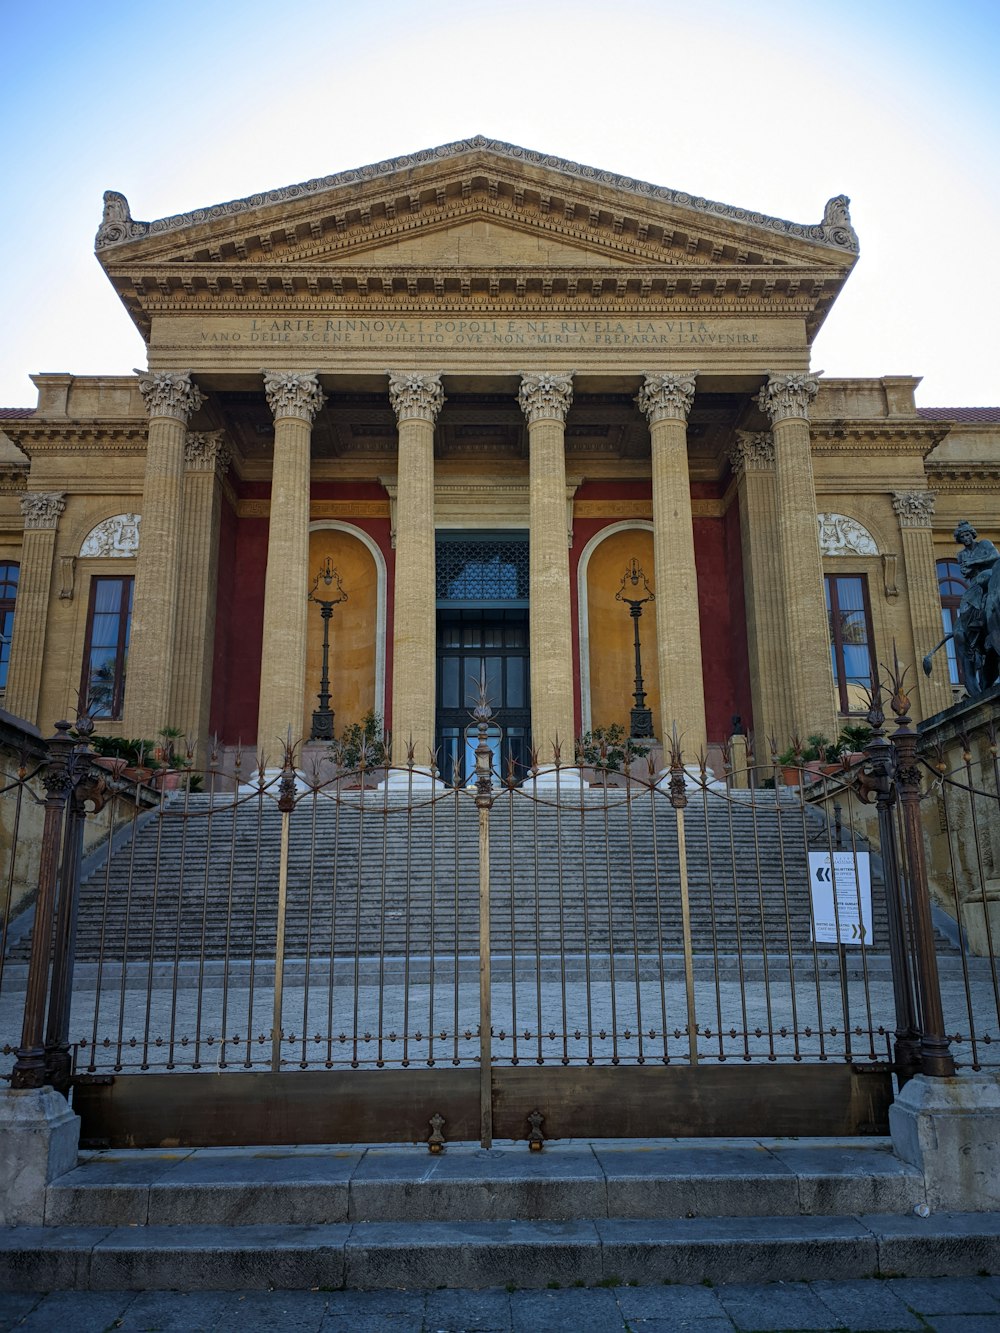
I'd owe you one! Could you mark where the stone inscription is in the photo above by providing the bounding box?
[173,316,777,350]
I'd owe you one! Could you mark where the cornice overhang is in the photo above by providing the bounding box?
[1,420,150,458]
[925,461,1000,490]
[809,422,949,456]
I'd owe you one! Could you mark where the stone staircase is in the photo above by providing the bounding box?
[9,788,886,965]
[3,1137,999,1291]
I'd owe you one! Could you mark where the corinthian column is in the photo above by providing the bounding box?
[124,371,204,737]
[758,372,837,739]
[257,372,325,756]
[5,493,66,725]
[636,373,707,759]
[388,371,443,769]
[169,432,232,751]
[519,372,577,769]
[729,432,794,745]
[892,491,952,719]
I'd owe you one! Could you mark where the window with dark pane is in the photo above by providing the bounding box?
[937,558,967,686]
[0,562,19,691]
[825,574,876,714]
[81,576,133,719]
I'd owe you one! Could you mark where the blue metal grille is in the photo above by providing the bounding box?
[436,541,529,601]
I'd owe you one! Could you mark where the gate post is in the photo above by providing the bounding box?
[43,719,93,1095]
[860,690,922,1083]
[887,662,955,1077]
[12,721,76,1090]
[667,725,698,1065]
[271,744,298,1072]
[472,686,496,1149]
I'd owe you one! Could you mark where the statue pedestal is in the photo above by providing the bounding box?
[919,686,1000,957]
[890,1073,1000,1212]
[0,1087,79,1225]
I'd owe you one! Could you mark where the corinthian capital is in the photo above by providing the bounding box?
[136,370,204,422]
[892,490,936,528]
[185,431,232,475]
[757,372,821,424]
[518,372,574,425]
[729,431,775,478]
[263,371,326,424]
[636,373,698,425]
[21,492,66,530]
[387,372,445,425]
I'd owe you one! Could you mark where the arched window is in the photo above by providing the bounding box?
[0,563,19,691]
[937,558,967,686]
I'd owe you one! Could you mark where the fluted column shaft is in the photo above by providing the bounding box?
[388,372,443,766]
[169,433,232,751]
[892,492,952,719]
[637,374,706,757]
[730,433,794,745]
[257,372,325,755]
[519,374,576,763]
[125,372,203,737]
[759,373,837,740]
[5,494,65,725]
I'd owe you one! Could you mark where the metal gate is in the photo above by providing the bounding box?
[2,669,995,1150]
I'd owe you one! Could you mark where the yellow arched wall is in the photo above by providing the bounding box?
[304,530,379,740]
[586,529,660,736]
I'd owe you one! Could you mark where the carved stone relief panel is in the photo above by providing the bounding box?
[80,514,141,558]
[817,512,879,557]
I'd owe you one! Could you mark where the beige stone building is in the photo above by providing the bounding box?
[0,137,996,775]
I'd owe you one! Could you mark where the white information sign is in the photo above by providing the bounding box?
[808,850,873,946]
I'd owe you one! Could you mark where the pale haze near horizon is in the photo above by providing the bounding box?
[1,0,997,407]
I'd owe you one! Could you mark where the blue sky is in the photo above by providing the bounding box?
[2,0,998,405]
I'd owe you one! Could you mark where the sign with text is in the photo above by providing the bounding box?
[808,850,873,946]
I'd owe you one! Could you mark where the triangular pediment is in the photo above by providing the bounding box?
[95,137,858,343]
[97,136,858,272]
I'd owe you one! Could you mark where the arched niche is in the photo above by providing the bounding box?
[578,521,660,737]
[304,523,386,741]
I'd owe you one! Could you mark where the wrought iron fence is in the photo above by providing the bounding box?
[0,666,997,1146]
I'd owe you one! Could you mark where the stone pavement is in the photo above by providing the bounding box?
[3,1276,1000,1330]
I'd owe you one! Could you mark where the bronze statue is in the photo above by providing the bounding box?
[924,521,1000,697]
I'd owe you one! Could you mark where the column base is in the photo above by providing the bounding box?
[0,1087,79,1225]
[377,766,444,792]
[960,891,1000,957]
[656,764,721,791]
[890,1072,1000,1212]
[525,766,589,793]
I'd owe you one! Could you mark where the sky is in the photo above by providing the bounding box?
[1,0,998,408]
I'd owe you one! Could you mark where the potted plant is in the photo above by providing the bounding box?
[332,711,387,781]
[576,724,646,781]
[776,734,831,786]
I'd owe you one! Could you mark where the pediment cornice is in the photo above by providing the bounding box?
[96,136,858,267]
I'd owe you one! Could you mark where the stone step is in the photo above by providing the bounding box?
[5,1211,1000,1291]
[43,1140,923,1228]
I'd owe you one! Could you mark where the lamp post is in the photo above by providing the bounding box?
[308,557,347,741]
[616,558,655,739]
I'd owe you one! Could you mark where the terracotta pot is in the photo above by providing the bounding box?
[781,765,802,787]
[122,765,153,783]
